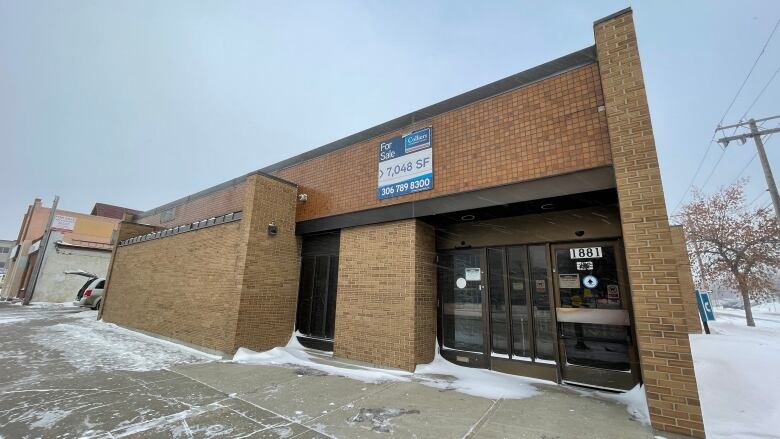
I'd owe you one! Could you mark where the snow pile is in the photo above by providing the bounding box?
[32,310,219,372]
[235,336,542,400]
[414,350,541,399]
[234,333,410,384]
[690,308,780,438]
[592,385,650,425]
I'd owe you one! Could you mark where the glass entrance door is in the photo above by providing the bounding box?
[484,245,557,381]
[439,250,488,367]
[552,242,639,390]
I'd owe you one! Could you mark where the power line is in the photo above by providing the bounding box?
[739,61,780,120]
[731,152,758,185]
[748,190,769,206]
[717,117,780,222]
[671,18,780,215]
[699,149,727,191]
[729,121,780,185]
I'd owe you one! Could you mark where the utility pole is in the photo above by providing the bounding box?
[717,115,780,224]
[22,196,59,305]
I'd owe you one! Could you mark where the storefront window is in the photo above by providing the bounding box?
[440,253,484,353]
[487,248,508,356]
[507,247,531,359]
[529,245,555,361]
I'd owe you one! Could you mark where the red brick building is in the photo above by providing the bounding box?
[101,9,705,437]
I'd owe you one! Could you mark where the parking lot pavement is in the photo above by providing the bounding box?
[0,303,667,438]
[0,303,327,438]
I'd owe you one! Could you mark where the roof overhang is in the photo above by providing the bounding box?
[296,166,616,234]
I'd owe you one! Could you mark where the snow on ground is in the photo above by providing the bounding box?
[237,336,544,401]
[414,350,541,399]
[591,385,651,425]
[233,334,410,384]
[690,306,780,439]
[32,310,220,372]
[0,315,27,324]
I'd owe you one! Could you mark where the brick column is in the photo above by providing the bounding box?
[671,226,702,334]
[334,219,436,371]
[594,9,705,437]
[232,173,301,352]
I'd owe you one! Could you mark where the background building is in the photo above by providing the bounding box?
[2,199,136,303]
[100,9,705,438]
[0,239,15,275]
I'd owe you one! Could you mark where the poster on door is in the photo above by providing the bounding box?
[464,268,481,281]
[559,274,580,289]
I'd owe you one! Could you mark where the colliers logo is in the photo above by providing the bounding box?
[404,127,431,153]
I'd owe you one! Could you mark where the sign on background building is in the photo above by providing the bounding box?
[377,127,433,200]
[51,215,76,232]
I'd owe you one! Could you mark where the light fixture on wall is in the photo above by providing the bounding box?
[267,223,278,236]
[298,194,308,202]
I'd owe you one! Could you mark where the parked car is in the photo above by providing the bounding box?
[64,270,97,300]
[78,277,105,310]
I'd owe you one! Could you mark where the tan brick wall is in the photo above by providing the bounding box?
[102,174,300,355]
[413,221,437,365]
[595,10,705,437]
[334,219,436,371]
[137,181,245,227]
[671,226,702,335]
[274,64,611,222]
[233,174,300,352]
[102,221,244,354]
[98,222,161,321]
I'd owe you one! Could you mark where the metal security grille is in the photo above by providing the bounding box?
[296,231,340,344]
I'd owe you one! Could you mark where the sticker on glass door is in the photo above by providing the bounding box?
[465,268,481,281]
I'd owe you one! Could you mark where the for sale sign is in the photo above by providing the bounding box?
[377,127,433,200]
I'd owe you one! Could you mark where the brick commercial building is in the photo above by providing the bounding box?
[0,239,14,275]
[101,9,705,437]
[2,199,136,303]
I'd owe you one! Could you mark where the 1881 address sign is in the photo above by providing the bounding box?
[377,127,433,200]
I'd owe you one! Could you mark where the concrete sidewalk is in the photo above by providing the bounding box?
[0,304,672,438]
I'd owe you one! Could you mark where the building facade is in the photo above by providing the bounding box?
[2,199,123,302]
[0,239,14,275]
[100,9,705,437]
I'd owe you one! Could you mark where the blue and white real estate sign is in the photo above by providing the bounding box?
[377,127,433,200]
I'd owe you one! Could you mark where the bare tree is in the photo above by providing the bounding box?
[680,180,780,326]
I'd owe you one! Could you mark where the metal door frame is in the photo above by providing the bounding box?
[437,247,489,369]
[481,245,561,382]
[550,239,640,390]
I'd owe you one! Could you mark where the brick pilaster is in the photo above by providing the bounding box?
[334,219,436,371]
[595,9,705,437]
[233,174,301,352]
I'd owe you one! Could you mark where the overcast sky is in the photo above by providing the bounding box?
[2,1,779,239]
